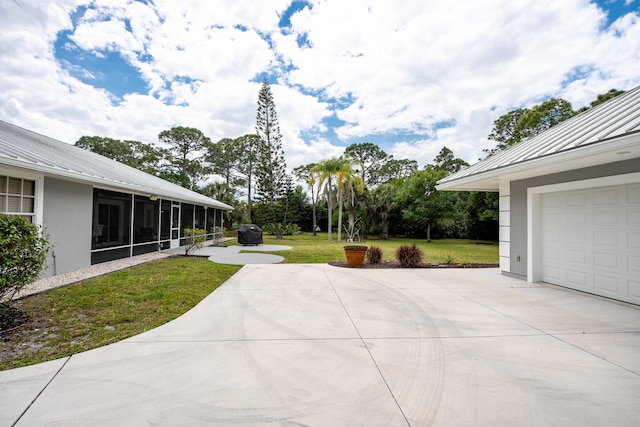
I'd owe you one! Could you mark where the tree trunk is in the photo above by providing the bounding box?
[327,178,333,241]
[337,188,343,242]
[382,213,389,239]
[312,198,317,237]
[247,170,252,221]
[427,222,431,242]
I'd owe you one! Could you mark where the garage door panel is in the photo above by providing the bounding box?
[630,281,640,300]
[542,247,561,263]
[566,211,587,225]
[542,194,563,208]
[594,231,617,247]
[594,275,620,294]
[593,209,619,225]
[628,186,640,203]
[542,230,561,244]
[566,249,587,264]
[628,208,640,226]
[567,230,587,244]
[593,252,618,269]
[566,193,587,206]
[593,188,620,205]
[542,265,562,284]
[541,183,640,305]
[566,270,588,288]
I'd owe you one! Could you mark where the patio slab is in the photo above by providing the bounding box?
[165,244,291,265]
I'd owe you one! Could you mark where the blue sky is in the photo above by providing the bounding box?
[1,0,639,170]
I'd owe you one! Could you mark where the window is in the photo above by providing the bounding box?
[0,175,36,222]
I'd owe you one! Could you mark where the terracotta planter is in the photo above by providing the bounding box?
[343,245,368,266]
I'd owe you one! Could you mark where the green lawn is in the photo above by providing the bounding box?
[1,235,497,371]
[1,258,240,371]
[247,233,498,265]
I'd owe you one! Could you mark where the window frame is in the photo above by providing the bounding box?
[0,167,44,225]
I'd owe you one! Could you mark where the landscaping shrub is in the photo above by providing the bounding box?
[283,223,300,235]
[184,228,206,255]
[395,243,424,267]
[366,245,383,264]
[262,223,275,235]
[261,223,300,235]
[0,214,50,302]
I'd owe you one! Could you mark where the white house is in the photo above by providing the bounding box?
[437,86,640,305]
[0,120,233,278]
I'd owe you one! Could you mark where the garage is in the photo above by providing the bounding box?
[437,86,640,304]
[540,183,640,304]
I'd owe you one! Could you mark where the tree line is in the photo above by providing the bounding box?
[76,86,624,241]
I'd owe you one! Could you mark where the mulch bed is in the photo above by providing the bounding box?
[328,260,499,269]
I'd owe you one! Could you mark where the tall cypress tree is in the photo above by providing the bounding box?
[255,78,287,238]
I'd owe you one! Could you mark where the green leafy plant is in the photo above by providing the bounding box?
[262,223,299,235]
[282,223,300,235]
[443,253,456,265]
[0,214,50,303]
[262,223,275,235]
[184,228,206,255]
[366,245,383,264]
[395,243,424,267]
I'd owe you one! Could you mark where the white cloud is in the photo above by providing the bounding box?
[0,0,639,174]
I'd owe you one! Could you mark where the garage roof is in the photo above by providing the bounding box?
[0,120,233,210]
[437,85,640,191]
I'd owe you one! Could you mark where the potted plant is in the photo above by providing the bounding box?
[343,245,368,266]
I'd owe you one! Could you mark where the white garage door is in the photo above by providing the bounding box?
[540,183,640,305]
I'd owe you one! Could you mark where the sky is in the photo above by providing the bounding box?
[1,0,639,173]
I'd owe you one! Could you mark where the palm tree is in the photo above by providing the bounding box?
[373,182,397,239]
[314,157,349,241]
[293,163,321,236]
[341,172,365,241]
[333,159,354,241]
[201,182,241,228]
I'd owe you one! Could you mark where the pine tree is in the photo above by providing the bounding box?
[255,79,287,238]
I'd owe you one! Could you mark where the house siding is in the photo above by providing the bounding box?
[509,158,640,279]
[42,177,93,277]
[499,181,511,272]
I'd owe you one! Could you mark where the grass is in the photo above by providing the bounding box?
[1,258,240,371]
[251,233,498,265]
[1,235,497,371]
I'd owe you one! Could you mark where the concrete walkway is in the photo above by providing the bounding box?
[2,266,640,426]
[165,244,293,265]
[18,242,290,299]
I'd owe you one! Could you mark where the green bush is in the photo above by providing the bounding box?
[395,243,424,267]
[261,223,275,235]
[366,245,383,264]
[0,215,50,302]
[184,228,206,256]
[282,223,300,235]
[261,223,299,235]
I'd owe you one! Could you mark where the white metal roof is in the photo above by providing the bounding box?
[0,120,233,210]
[437,85,640,191]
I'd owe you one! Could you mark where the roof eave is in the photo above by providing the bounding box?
[1,157,234,211]
[437,132,640,192]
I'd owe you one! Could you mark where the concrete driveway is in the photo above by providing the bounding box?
[2,265,640,426]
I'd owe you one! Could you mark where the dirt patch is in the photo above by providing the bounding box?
[328,260,499,269]
[0,304,28,334]
[1,299,56,370]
